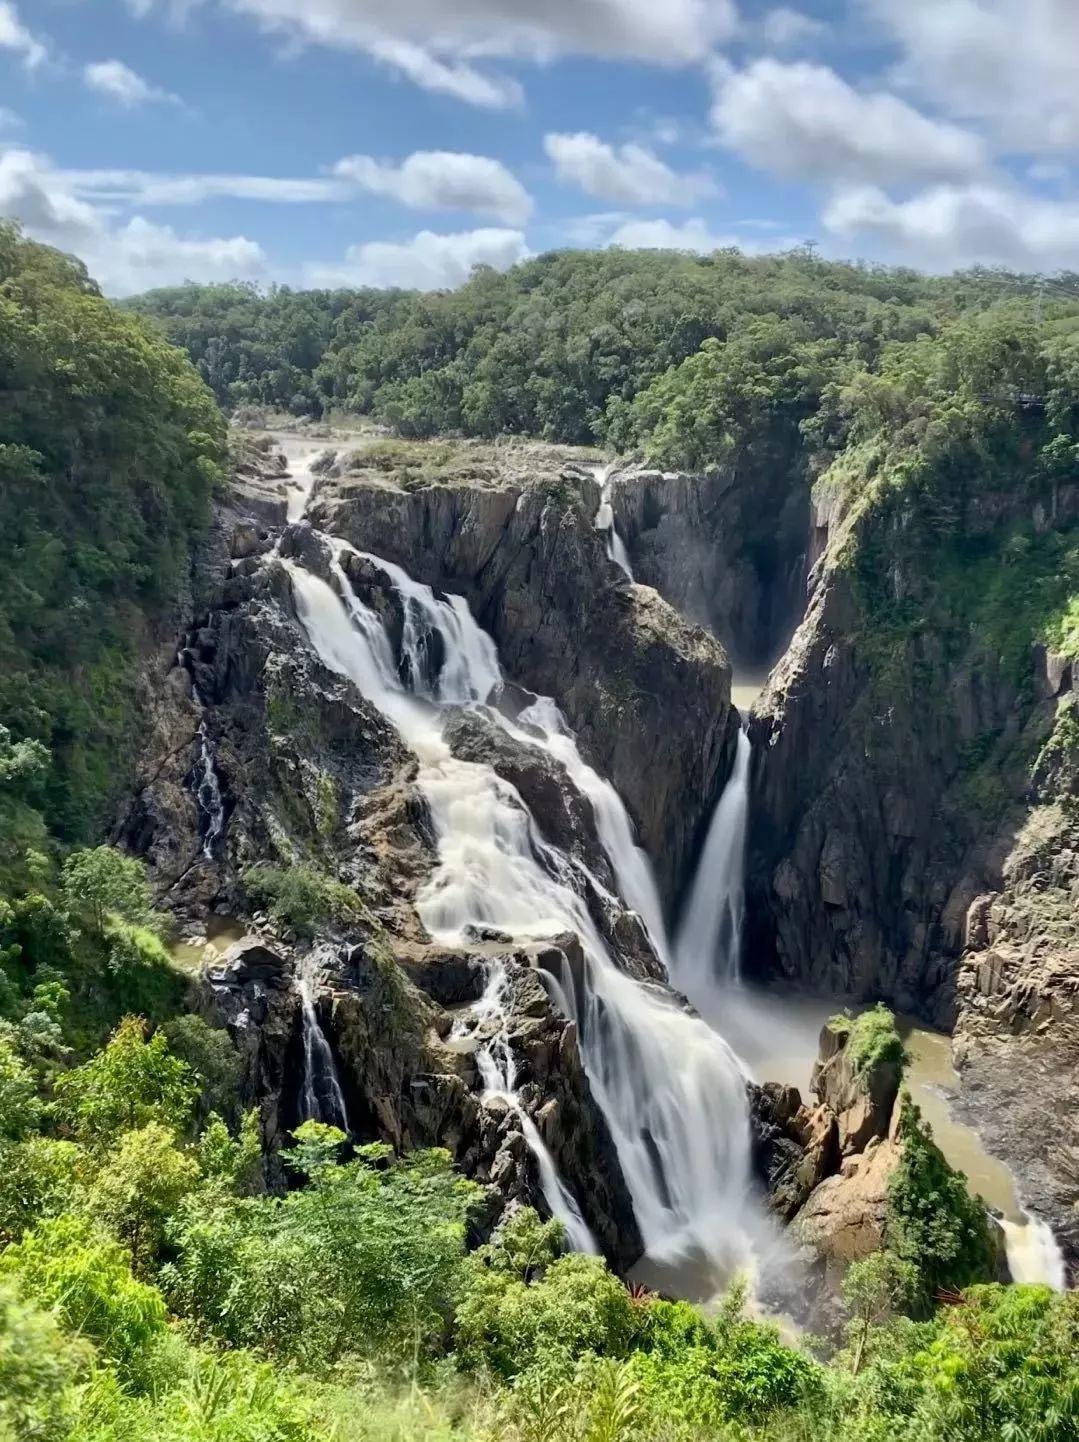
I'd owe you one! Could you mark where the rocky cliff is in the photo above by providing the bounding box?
[310,452,738,906]
[120,437,742,1267]
[745,459,1079,1261]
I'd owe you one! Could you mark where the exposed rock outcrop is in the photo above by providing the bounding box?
[606,464,809,669]
[312,465,737,905]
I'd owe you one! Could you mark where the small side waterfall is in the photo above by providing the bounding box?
[672,728,751,995]
[284,537,759,1283]
[464,958,599,1253]
[593,465,634,581]
[193,716,227,860]
[297,957,350,1130]
[178,648,228,861]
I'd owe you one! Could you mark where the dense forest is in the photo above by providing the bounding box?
[126,250,1078,453]
[2,225,1079,1440]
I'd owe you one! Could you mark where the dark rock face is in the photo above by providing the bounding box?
[744,473,1079,1260]
[607,465,809,671]
[312,472,737,908]
[745,488,1068,1027]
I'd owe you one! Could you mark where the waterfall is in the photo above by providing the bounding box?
[462,957,599,1253]
[193,717,227,860]
[297,957,350,1131]
[593,466,634,581]
[1000,1211,1068,1290]
[672,728,751,994]
[178,651,228,861]
[283,538,759,1284]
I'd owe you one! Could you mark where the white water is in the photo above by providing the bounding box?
[463,957,599,1253]
[283,534,759,1285]
[593,465,634,581]
[297,956,350,1130]
[193,718,227,859]
[672,728,751,994]
[1001,1214,1068,1289]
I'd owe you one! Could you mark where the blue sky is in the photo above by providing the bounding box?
[1,0,1078,293]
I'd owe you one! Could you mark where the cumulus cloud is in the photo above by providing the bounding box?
[545,132,716,207]
[600,216,797,256]
[131,0,736,106]
[304,226,528,289]
[0,1,45,67]
[823,180,1079,272]
[759,7,825,49]
[83,59,180,107]
[712,58,987,186]
[0,148,266,293]
[867,0,1079,152]
[333,151,532,224]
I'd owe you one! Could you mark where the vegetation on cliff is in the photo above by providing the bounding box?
[0,223,226,844]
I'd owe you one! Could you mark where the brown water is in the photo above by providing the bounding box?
[169,916,247,975]
[708,986,1066,1286]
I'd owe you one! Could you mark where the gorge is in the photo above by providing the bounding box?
[2,229,1077,1441]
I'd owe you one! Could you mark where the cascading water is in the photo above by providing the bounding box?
[297,956,350,1130]
[282,533,760,1287]
[593,465,634,581]
[671,728,751,996]
[460,957,599,1254]
[178,646,228,861]
[193,716,227,860]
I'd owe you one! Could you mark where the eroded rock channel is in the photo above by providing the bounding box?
[124,431,1076,1306]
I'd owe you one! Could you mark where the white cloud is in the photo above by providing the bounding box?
[61,168,350,205]
[0,148,266,294]
[606,217,731,251]
[132,0,737,107]
[83,59,180,107]
[0,1,45,67]
[823,180,1079,272]
[333,151,532,224]
[759,7,825,49]
[712,58,988,186]
[304,226,528,289]
[868,0,1079,153]
[544,132,716,207]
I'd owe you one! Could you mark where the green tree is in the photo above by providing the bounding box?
[90,1122,200,1267]
[61,847,154,934]
[51,1016,198,1144]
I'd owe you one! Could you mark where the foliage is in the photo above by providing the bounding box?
[61,847,156,934]
[166,1137,479,1366]
[242,862,366,938]
[828,1005,907,1074]
[0,1214,168,1386]
[455,1213,640,1377]
[0,1030,41,1138]
[0,224,225,840]
[89,1122,200,1267]
[162,1014,245,1125]
[886,1096,999,1309]
[0,1283,92,1442]
[51,1016,198,1144]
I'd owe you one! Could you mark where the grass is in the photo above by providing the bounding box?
[828,1004,907,1074]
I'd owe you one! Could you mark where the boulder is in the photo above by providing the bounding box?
[811,1019,901,1156]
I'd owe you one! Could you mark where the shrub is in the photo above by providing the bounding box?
[242,864,365,939]
[51,1016,198,1144]
[455,1219,640,1378]
[886,1096,999,1308]
[0,1282,93,1442]
[828,1004,907,1074]
[0,1214,168,1386]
